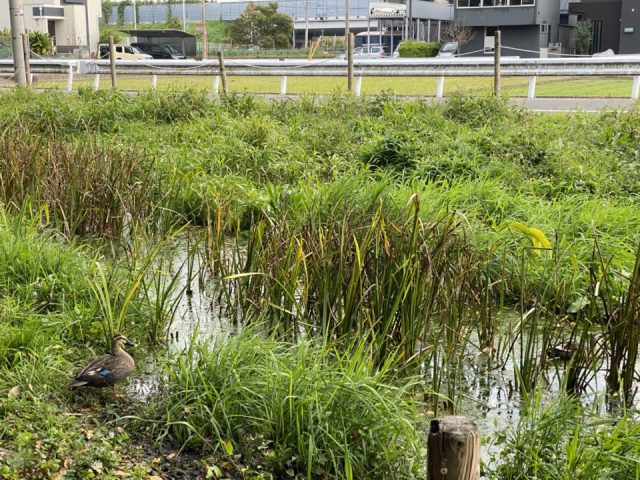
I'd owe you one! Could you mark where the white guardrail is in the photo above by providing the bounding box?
[2,56,640,99]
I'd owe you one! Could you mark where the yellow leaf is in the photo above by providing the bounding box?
[509,222,552,255]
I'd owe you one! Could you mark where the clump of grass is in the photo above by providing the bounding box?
[488,390,640,479]
[0,124,159,239]
[158,333,426,479]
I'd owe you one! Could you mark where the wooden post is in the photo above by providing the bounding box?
[151,74,158,90]
[494,30,501,97]
[21,33,31,85]
[428,416,480,480]
[280,75,287,95]
[217,50,227,95]
[93,73,100,91]
[109,36,117,89]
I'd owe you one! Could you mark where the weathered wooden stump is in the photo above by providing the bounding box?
[428,416,480,480]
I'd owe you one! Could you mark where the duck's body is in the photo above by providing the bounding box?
[71,334,135,394]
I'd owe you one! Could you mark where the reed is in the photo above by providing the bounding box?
[0,125,158,239]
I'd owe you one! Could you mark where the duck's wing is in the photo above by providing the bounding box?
[70,353,120,386]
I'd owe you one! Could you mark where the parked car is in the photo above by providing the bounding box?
[437,42,459,57]
[339,45,387,60]
[131,43,186,59]
[98,44,152,60]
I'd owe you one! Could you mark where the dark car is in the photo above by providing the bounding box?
[131,43,186,59]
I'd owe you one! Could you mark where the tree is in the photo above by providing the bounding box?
[116,1,129,26]
[574,19,593,55]
[101,0,114,25]
[228,2,293,49]
[441,23,475,52]
[166,4,181,30]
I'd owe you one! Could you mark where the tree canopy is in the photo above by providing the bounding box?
[228,2,292,49]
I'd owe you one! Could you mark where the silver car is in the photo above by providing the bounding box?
[339,45,387,60]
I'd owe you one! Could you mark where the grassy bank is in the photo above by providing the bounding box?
[1,89,640,478]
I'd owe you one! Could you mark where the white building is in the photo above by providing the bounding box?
[0,0,101,56]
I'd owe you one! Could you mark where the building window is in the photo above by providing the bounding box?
[457,0,533,7]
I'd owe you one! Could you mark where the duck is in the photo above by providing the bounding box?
[70,334,136,397]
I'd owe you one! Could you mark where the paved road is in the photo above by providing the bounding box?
[511,97,636,112]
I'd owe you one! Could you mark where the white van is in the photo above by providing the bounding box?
[98,44,153,60]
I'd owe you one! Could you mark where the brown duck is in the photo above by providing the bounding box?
[70,334,135,397]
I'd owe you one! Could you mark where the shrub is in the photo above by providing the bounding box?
[396,40,440,58]
[28,31,52,57]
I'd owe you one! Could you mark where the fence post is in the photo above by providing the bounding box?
[436,76,445,98]
[93,73,100,91]
[66,63,74,91]
[109,36,117,89]
[527,75,537,99]
[632,76,640,100]
[213,75,220,96]
[21,33,31,86]
[280,75,287,95]
[151,74,158,90]
[427,416,480,480]
[354,75,362,97]
[217,50,227,95]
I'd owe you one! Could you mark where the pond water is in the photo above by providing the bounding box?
[128,233,639,466]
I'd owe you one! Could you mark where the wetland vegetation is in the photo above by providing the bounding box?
[1,88,640,478]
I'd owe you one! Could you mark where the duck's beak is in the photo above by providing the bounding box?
[125,340,136,348]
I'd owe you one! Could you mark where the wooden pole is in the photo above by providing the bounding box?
[494,30,501,97]
[428,416,480,480]
[109,36,117,89]
[21,33,31,85]
[217,50,227,95]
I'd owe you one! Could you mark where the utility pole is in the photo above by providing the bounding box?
[201,0,208,59]
[345,0,352,92]
[85,0,92,57]
[182,0,186,31]
[494,30,501,97]
[304,0,309,49]
[9,0,27,85]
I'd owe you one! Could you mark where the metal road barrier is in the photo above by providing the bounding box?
[2,56,640,99]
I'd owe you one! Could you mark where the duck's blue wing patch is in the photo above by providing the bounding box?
[97,368,112,377]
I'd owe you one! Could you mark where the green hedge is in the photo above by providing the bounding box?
[396,40,440,58]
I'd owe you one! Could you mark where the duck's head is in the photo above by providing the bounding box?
[112,334,135,350]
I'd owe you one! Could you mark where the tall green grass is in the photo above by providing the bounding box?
[158,332,426,480]
[488,390,640,479]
